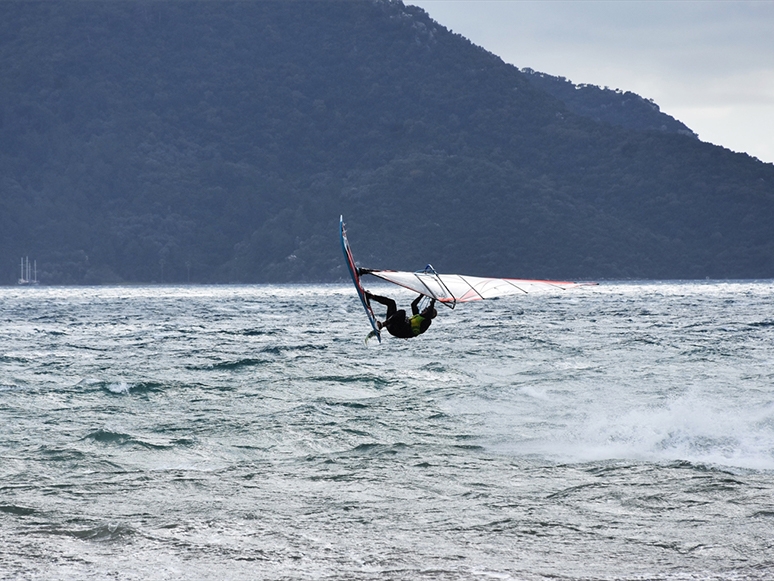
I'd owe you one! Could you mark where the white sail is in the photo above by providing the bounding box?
[364,268,594,307]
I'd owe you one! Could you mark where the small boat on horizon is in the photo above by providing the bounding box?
[18,257,39,285]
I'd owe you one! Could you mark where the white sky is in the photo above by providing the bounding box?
[409,0,774,164]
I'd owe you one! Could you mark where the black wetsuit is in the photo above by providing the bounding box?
[367,293,435,339]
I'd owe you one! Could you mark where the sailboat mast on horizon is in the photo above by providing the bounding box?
[18,257,38,285]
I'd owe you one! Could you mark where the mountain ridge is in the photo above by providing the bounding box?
[1,0,772,284]
[520,68,698,138]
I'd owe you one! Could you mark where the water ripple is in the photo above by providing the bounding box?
[1,282,773,580]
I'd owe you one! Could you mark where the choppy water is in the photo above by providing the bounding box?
[1,281,773,580]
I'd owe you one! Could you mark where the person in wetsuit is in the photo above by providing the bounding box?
[365,291,437,339]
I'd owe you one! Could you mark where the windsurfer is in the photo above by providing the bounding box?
[364,291,437,339]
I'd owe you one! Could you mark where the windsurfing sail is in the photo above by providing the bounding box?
[361,265,595,308]
[340,216,381,343]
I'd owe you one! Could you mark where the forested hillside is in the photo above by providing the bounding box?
[2,0,773,284]
[520,69,697,137]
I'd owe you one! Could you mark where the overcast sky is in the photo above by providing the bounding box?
[409,0,774,164]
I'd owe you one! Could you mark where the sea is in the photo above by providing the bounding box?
[1,281,773,581]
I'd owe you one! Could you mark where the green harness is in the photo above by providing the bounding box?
[409,314,426,336]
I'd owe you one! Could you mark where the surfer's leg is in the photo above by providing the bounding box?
[366,293,394,310]
[366,292,398,321]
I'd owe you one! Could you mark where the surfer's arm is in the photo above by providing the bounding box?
[411,294,423,315]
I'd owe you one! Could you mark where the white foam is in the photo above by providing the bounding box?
[106,381,131,394]
[492,388,774,471]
